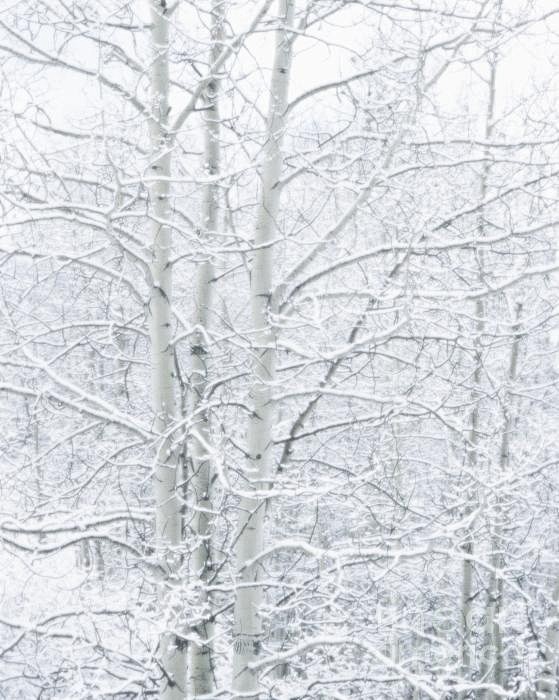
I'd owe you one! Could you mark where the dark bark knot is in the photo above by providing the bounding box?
[175,635,188,651]
[233,637,261,655]
[191,344,208,356]
[153,285,169,301]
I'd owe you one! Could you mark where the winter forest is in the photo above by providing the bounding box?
[3,0,559,698]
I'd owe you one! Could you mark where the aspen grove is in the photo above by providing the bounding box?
[2,0,559,698]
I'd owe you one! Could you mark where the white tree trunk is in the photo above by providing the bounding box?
[188,1,223,696]
[461,50,497,692]
[461,524,475,683]
[148,2,185,698]
[461,301,483,688]
[231,1,295,695]
[537,579,559,699]
[481,304,521,698]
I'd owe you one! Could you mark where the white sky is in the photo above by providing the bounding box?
[7,1,559,149]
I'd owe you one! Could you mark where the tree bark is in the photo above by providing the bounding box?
[231,1,295,695]
[537,579,559,699]
[461,47,497,693]
[188,1,223,696]
[148,2,185,698]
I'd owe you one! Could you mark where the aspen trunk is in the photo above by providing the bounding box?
[461,528,475,685]
[461,50,497,692]
[481,305,521,698]
[188,1,223,695]
[537,580,559,698]
[148,2,185,698]
[231,1,295,695]
[461,306,483,687]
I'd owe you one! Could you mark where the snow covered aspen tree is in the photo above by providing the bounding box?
[459,33,499,690]
[537,579,559,699]
[147,1,185,697]
[231,0,295,695]
[188,1,224,695]
[480,303,521,697]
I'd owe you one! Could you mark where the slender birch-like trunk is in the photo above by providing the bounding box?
[148,3,185,698]
[537,579,559,698]
[460,51,497,691]
[536,276,559,700]
[188,1,223,695]
[460,258,485,691]
[231,1,295,695]
[480,305,521,697]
